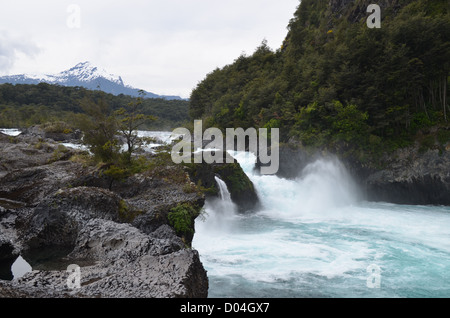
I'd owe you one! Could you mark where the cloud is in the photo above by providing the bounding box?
[0,0,299,97]
[0,30,40,73]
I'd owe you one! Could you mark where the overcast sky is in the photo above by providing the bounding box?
[0,0,299,98]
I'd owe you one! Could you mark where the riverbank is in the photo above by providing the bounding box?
[0,129,208,298]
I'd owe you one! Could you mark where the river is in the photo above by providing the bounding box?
[193,151,450,298]
[2,128,449,297]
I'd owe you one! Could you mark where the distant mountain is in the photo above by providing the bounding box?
[0,61,182,100]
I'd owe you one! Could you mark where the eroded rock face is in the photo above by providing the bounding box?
[18,187,123,252]
[186,151,260,213]
[0,133,209,298]
[0,235,18,281]
[0,219,207,298]
[365,149,450,205]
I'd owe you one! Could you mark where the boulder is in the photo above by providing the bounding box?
[23,125,82,142]
[186,151,260,213]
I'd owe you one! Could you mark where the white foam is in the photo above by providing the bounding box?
[11,256,32,280]
[194,152,450,297]
[0,128,22,136]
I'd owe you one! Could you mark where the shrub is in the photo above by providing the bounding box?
[168,203,197,235]
[42,121,73,134]
[168,203,202,245]
[437,129,450,145]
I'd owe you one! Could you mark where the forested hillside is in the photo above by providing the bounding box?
[0,83,189,130]
[189,0,450,159]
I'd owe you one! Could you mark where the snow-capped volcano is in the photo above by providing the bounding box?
[54,61,124,85]
[0,62,181,100]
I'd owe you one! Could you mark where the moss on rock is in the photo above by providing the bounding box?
[185,151,260,213]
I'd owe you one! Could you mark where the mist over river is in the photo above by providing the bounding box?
[193,151,450,298]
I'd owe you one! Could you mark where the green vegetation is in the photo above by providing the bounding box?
[214,163,255,194]
[41,121,74,134]
[0,83,189,130]
[168,203,203,246]
[74,92,158,188]
[190,0,450,161]
[168,203,196,235]
[115,90,157,163]
[118,199,143,223]
[76,94,120,164]
[49,144,70,163]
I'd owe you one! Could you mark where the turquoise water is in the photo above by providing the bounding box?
[193,152,450,298]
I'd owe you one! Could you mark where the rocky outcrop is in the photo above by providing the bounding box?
[0,233,18,281]
[0,132,208,298]
[364,148,450,205]
[0,217,207,298]
[186,151,260,213]
[0,132,77,178]
[0,161,88,206]
[23,125,82,142]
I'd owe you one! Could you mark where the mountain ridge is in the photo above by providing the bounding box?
[0,61,183,100]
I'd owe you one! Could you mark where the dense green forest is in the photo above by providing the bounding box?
[0,83,189,130]
[189,0,450,159]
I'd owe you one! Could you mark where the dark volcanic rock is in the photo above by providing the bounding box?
[23,125,82,142]
[0,132,80,178]
[19,187,123,252]
[0,236,18,281]
[0,185,208,297]
[0,133,209,298]
[186,151,260,213]
[0,161,87,206]
[365,148,450,205]
[0,246,207,298]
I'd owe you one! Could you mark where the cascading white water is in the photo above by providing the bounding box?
[215,176,232,202]
[196,176,237,234]
[193,151,450,298]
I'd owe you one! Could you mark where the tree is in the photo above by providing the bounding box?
[114,90,156,163]
[78,94,119,163]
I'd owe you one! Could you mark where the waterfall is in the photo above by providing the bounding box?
[195,176,236,233]
[213,176,236,216]
[194,151,450,298]
[215,176,232,202]
[230,151,360,217]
